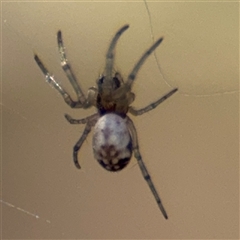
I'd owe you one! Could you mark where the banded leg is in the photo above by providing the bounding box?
[102,24,129,95]
[72,123,91,169]
[129,88,178,116]
[126,37,164,89]
[57,31,91,108]
[126,116,168,219]
[65,113,99,125]
[65,113,99,169]
[34,54,82,108]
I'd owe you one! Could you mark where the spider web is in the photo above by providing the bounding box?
[143,0,238,97]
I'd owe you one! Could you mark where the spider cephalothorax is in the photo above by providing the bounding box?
[96,72,134,116]
[34,24,178,219]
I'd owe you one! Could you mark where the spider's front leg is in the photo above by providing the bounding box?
[34,54,82,108]
[57,30,91,108]
[65,113,99,169]
[35,30,97,109]
[126,116,168,219]
[34,54,98,109]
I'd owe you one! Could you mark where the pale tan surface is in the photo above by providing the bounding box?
[1,1,239,239]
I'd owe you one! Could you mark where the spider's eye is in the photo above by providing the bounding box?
[98,76,105,85]
[112,76,121,89]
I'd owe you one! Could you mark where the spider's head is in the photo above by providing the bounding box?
[96,72,133,116]
[97,72,123,94]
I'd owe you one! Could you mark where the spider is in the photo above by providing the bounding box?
[34,24,178,219]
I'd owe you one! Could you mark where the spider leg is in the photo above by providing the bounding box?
[126,116,168,219]
[57,31,91,108]
[64,113,99,169]
[65,113,99,124]
[129,88,178,116]
[102,24,129,95]
[72,123,91,169]
[126,37,164,90]
[34,54,82,108]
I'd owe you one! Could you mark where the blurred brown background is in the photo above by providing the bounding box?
[1,1,239,239]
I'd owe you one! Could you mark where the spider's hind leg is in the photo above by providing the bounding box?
[126,116,168,219]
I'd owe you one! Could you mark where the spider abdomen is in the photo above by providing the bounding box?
[92,113,132,171]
